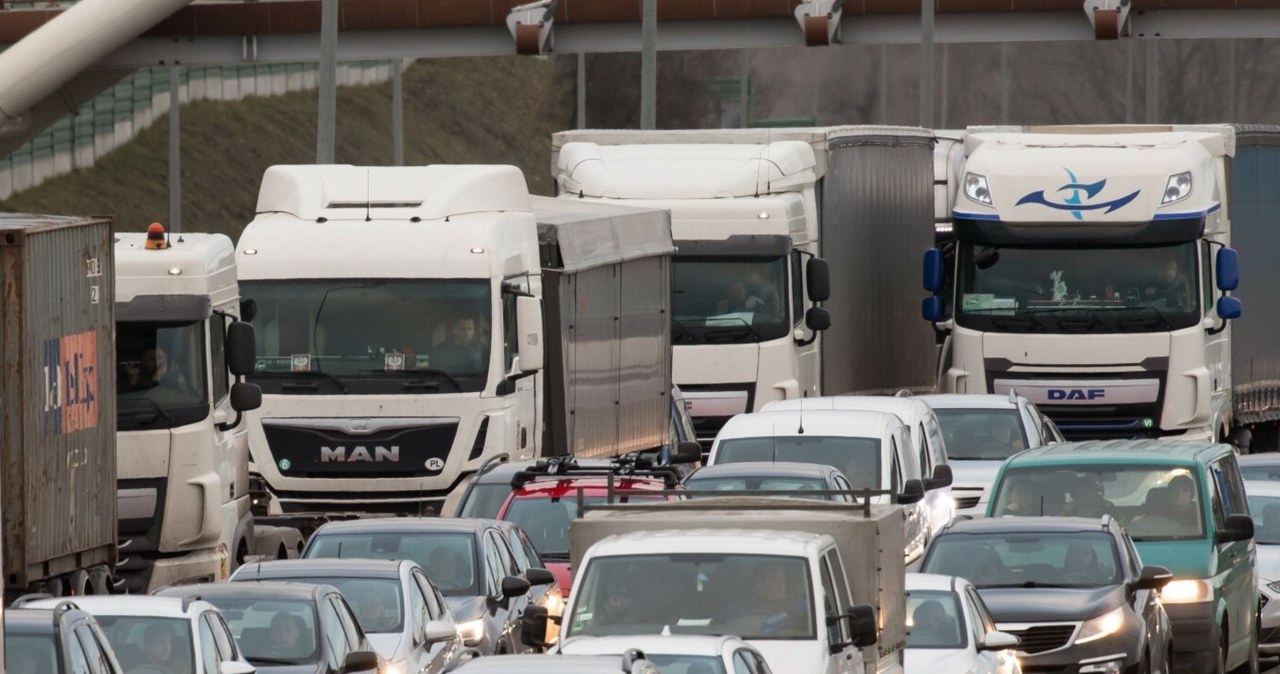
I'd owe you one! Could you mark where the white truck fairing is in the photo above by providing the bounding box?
[932,126,1237,442]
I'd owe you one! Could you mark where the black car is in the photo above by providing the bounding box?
[6,600,124,674]
[919,516,1174,674]
[301,517,541,655]
[154,582,380,674]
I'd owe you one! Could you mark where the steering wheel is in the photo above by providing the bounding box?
[1122,287,1143,305]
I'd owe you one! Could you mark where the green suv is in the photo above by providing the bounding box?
[984,439,1256,674]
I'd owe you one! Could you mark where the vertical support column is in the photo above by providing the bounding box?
[739,49,750,128]
[1145,38,1158,124]
[939,43,949,128]
[576,52,587,129]
[168,64,181,234]
[879,44,889,125]
[1125,38,1135,123]
[316,0,338,163]
[640,0,657,130]
[391,60,404,166]
[1227,40,1237,122]
[999,43,1010,125]
[919,0,934,128]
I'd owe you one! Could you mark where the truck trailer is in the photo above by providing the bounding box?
[0,214,117,599]
[235,165,676,516]
[552,127,936,450]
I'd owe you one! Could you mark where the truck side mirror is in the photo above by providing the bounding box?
[1216,246,1239,291]
[671,441,703,464]
[922,296,945,322]
[923,248,945,292]
[806,257,830,302]
[230,382,262,413]
[805,307,831,332]
[520,605,549,650]
[926,464,953,490]
[897,478,925,505]
[239,298,257,323]
[1217,296,1242,320]
[516,296,544,373]
[226,321,257,376]
[827,604,878,652]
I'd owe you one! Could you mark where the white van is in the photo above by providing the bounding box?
[763,396,954,546]
[708,409,928,563]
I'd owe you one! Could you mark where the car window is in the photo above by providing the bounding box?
[198,616,220,674]
[67,631,92,674]
[94,615,196,674]
[414,570,445,620]
[732,650,754,674]
[211,615,237,661]
[332,596,365,650]
[200,598,318,665]
[482,533,503,596]
[751,651,773,674]
[890,439,902,492]
[932,408,1027,459]
[905,589,965,649]
[73,625,112,674]
[516,527,543,569]
[916,422,932,476]
[1219,455,1250,516]
[819,554,850,645]
[833,474,854,502]
[967,586,999,634]
[320,598,349,670]
[6,634,59,674]
[305,532,479,596]
[923,531,1120,588]
[409,573,429,638]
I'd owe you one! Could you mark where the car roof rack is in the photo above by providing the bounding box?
[11,593,55,608]
[511,453,682,490]
[621,648,649,674]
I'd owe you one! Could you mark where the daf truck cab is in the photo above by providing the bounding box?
[114,224,263,592]
[924,126,1242,443]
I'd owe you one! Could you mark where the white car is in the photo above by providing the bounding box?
[558,634,774,673]
[23,595,256,674]
[906,573,1021,674]
[917,393,1063,516]
[1246,479,1280,658]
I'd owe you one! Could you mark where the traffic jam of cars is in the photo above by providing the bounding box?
[6,392,1271,674]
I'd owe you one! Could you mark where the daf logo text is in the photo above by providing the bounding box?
[320,446,400,462]
[1047,388,1106,401]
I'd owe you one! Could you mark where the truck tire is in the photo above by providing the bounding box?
[88,565,111,595]
[68,569,91,596]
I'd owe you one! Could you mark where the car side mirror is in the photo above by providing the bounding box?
[980,631,1020,651]
[1216,514,1254,544]
[525,567,555,586]
[501,575,532,599]
[219,662,257,674]
[926,464,953,490]
[520,604,549,650]
[340,650,379,673]
[897,478,925,505]
[1132,564,1174,591]
[671,441,703,465]
[423,619,455,644]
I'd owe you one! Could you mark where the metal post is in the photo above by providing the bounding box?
[391,60,404,166]
[999,43,1010,125]
[576,52,587,129]
[316,0,338,163]
[640,0,657,130]
[1125,39,1135,123]
[939,43,949,128]
[168,64,181,234]
[879,44,889,124]
[1227,40,1237,122]
[1145,38,1158,124]
[738,49,749,128]
[919,0,934,128]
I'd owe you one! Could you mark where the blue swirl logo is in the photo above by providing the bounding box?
[1016,169,1140,220]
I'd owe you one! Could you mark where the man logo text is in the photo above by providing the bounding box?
[320,446,400,462]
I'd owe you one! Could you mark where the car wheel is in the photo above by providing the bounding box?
[1229,627,1260,674]
[1215,631,1229,674]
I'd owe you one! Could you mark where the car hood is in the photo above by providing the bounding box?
[253,664,323,674]
[979,585,1124,622]
[444,594,487,622]
[1257,545,1280,583]
[948,461,1003,487]
[905,647,981,672]
[366,632,404,659]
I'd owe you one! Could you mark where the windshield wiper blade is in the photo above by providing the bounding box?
[123,396,175,426]
[281,370,350,394]
[671,318,698,344]
[703,322,762,342]
[357,367,463,391]
[1115,305,1174,330]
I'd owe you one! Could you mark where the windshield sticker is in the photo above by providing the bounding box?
[291,353,312,373]
[384,352,405,371]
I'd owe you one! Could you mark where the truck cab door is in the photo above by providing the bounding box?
[209,314,244,571]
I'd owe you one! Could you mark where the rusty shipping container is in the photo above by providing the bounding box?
[0,214,117,594]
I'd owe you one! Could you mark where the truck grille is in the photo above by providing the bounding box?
[262,417,459,478]
[1002,624,1077,654]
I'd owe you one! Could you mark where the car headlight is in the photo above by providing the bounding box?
[1075,606,1126,645]
[541,587,565,617]
[457,618,486,646]
[1161,171,1192,205]
[380,660,408,674]
[1267,580,1280,594]
[964,173,993,206]
[1161,578,1213,603]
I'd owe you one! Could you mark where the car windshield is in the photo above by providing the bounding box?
[204,598,321,666]
[261,577,403,633]
[95,616,197,674]
[672,256,790,344]
[306,532,478,595]
[955,241,1201,333]
[1247,493,1280,546]
[922,531,1120,588]
[932,408,1027,460]
[566,554,814,640]
[1241,463,1280,482]
[990,465,1206,541]
[645,655,729,674]
[5,635,59,674]
[116,321,208,430]
[504,495,665,558]
[684,475,830,499]
[242,279,492,394]
[457,483,513,519]
[905,590,966,649]
[715,436,881,490]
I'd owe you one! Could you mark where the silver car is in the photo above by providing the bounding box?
[230,558,461,674]
[1246,479,1280,657]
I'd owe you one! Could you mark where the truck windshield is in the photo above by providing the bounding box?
[955,241,1201,333]
[116,321,208,430]
[567,553,815,640]
[241,279,491,394]
[989,465,1205,541]
[932,408,1027,460]
[922,531,1120,588]
[716,437,881,490]
[672,257,789,344]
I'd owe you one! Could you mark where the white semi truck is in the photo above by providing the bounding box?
[114,224,297,592]
[553,128,937,450]
[235,165,676,516]
[923,125,1243,443]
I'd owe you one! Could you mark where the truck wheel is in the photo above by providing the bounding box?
[68,569,91,596]
[235,539,249,570]
[88,565,111,595]
[277,544,288,560]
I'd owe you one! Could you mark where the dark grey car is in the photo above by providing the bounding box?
[682,461,858,501]
[301,517,540,656]
[6,600,125,674]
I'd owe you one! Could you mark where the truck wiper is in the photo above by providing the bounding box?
[671,318,697,344]
[703,321,761,343]
[1022,306,1106,332]
[124,397,175,426]
[1114,305,1174,330]
[279,370,350,394]
[357,367,464,392]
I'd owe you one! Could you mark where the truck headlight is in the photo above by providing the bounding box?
[1162,171,1192,204]
[964,173,993,206]
[1161,578,1212,603]
[1075,606,1125,645]
[457,618,486,646]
